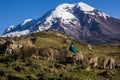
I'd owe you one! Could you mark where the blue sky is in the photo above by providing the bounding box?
[0,0,120,35]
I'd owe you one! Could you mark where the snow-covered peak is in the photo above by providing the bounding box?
[45,2,96,24]
[2,30,30,37]
[55,2,95,12]
[48,3,75,20]
[2,2,118,40]
[21,19,32,26]
[6,25,15,32]
[48,9,76,20]
[98,11,110,19]
[55,3,74,11]
[77,2,95,11]
[46,3,78,24]
[47,2,96,21]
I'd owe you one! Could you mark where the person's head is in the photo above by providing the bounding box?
[71,42,74,45]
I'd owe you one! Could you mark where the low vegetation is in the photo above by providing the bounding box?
[0,30,120,80]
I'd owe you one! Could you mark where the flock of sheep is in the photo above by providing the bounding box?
[0,39,116,70]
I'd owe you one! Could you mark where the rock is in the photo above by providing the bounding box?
[49,68,58,74]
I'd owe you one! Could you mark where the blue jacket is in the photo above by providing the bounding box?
[69,45,77,54]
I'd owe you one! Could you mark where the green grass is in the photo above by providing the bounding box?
[0,30,120,80]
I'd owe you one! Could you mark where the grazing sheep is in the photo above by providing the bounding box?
[86,54,98,67]
[87,44,92,50]
[102,57,115,69]
[36,47,58,60]
[73,51,84,64]
[0,40,13,56]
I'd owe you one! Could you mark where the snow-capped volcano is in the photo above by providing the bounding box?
[2,2,120,44]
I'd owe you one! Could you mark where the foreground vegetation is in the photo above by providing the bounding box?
[0,30,120,80]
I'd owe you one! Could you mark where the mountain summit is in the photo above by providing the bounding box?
[2,2,120,44]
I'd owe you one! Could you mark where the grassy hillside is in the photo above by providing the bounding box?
[0,30,120,80]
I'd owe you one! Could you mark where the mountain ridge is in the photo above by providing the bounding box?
[2,2,120,44]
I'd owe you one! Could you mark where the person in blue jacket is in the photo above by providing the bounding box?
[69,42,77,54]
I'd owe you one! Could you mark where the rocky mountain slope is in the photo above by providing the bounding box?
[2,2,120,44]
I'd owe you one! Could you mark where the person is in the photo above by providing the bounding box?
[68,42,77,55]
